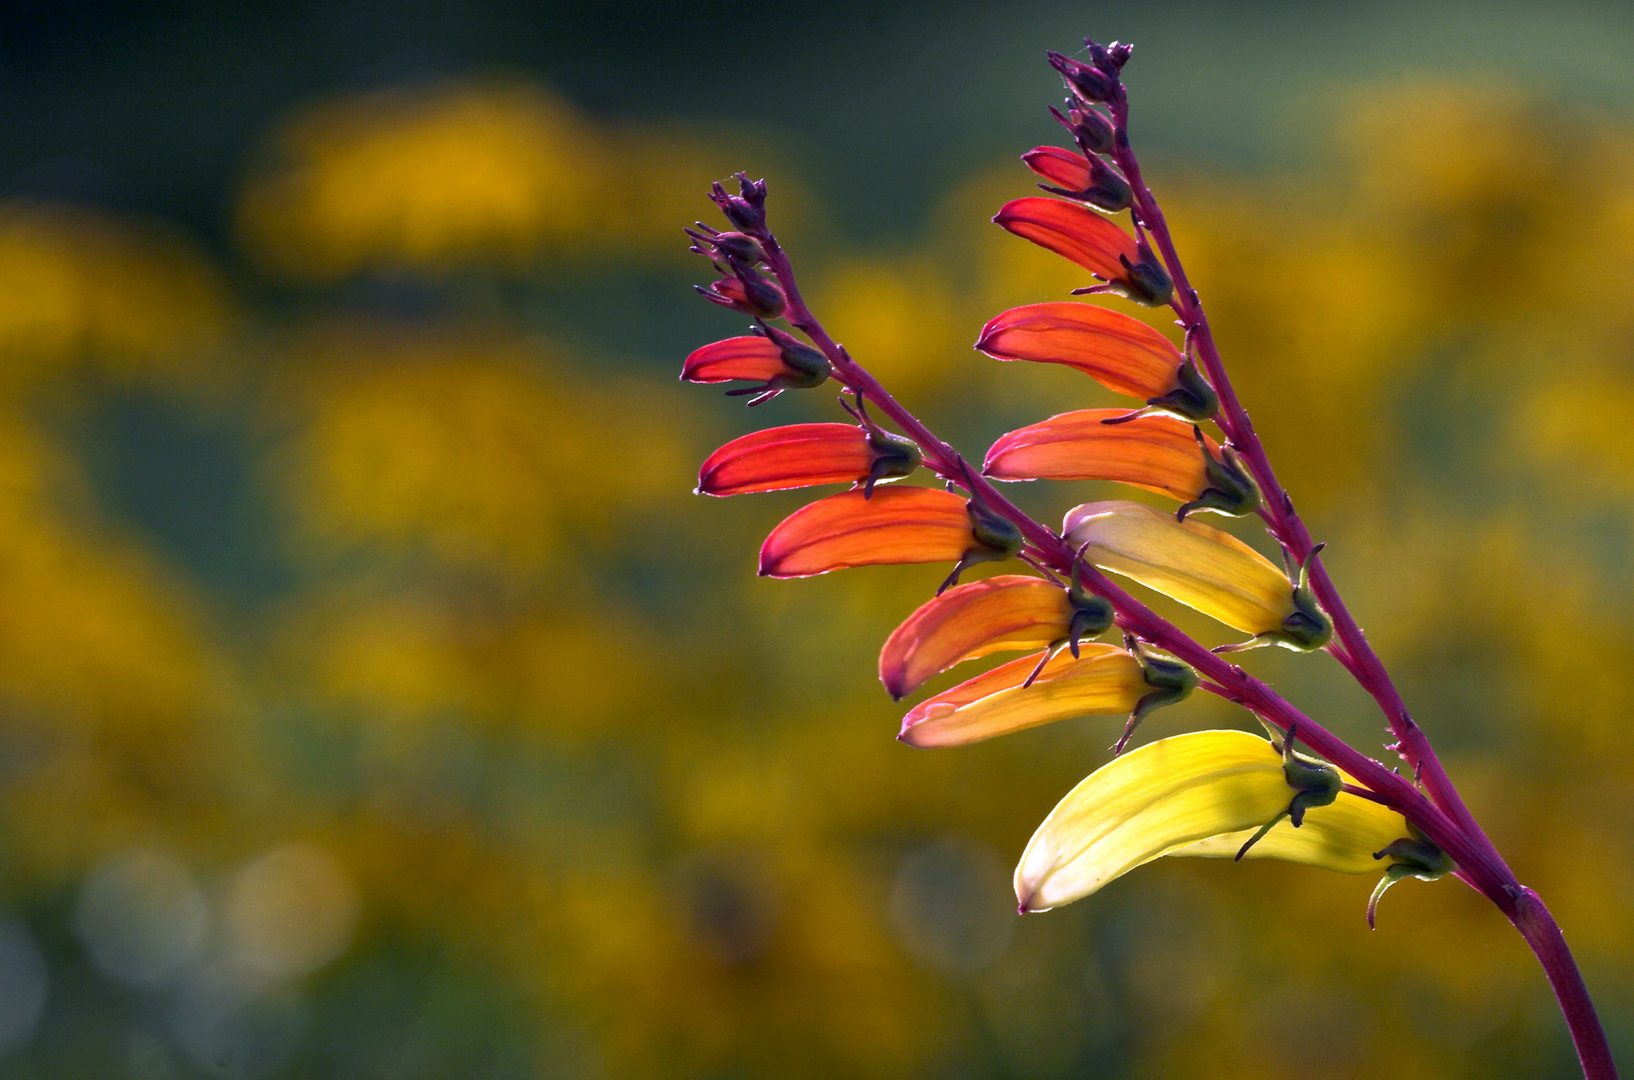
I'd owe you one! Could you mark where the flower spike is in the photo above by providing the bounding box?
[975,303,1217,421]
[675,43,1619,1072]
[898,644,1147,748]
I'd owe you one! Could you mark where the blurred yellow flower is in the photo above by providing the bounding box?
[272,326,683,580]
[0,202,230,389]
[238,80,764,279]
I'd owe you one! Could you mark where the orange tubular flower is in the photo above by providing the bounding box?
[879,575,1074,700]
[992,196,1170,304]
[984,409,1258,518]
[898,644,1147,748]
[758,487,1019,580]
[993,196,1138,282]
[987,410,1209,492]
[698,423,919,497]
[681,335,829,403]
[975,303,1217,421]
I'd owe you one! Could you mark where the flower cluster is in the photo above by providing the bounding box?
[679,52,1429,919]
[678,37,1617,1080]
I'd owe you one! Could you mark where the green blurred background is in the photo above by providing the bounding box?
[0,2,1630,1077]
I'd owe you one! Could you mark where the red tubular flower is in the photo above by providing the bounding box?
[878,575,1073,699]
[1022,146,1093,192]
[985,409,1214,494]
[759,487,979,578]
[993,196,1138,282]
[682,335,829,404]
[700,423,871,496]
[698,423,919,497]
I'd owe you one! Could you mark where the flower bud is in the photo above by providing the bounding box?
[1022,146,1093,193]
[712,232,764,265]
[1047,51,1114,103]
[1048,105,1115,155]
[710,173,768,233]
[1022,148,1132,212]
[698,273,785,319]
[700,423,866,496]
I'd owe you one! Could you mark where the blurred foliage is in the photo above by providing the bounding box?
[0,41,1629,1080]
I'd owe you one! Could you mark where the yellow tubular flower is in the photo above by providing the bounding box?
[897,644,1147,748]
[1169,794,1411,873]
[1015,730,1410,912]
[1062,500,1330,649]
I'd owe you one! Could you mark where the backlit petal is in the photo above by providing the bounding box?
[1063,500,1292,634]
[1170,793,1410,874]
[993,197,1140,282]
[985,410,1217,499]
[1022,146,1093,192]
[759,487,972,578]
[975,302,1183,402]
[681,336,789,384]
[879,575,1072,699]
[898,644,1145,748]
[699,423,872,496]
[1015,730,1295,911]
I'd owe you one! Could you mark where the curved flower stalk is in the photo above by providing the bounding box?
[679,39,1619,1080]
